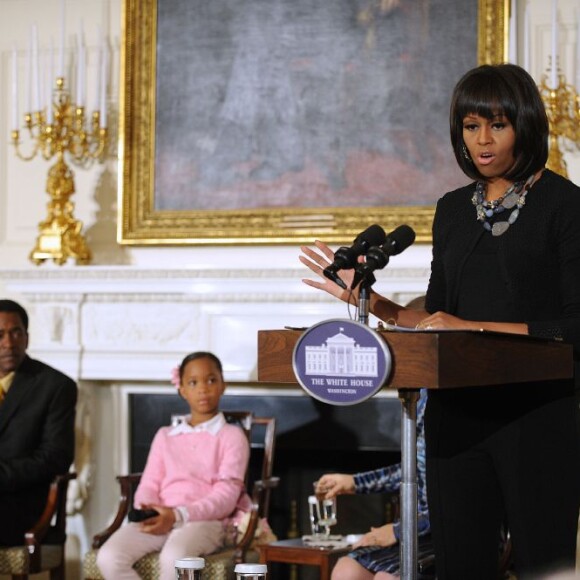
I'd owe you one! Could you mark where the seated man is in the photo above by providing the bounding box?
[0,299,77,546]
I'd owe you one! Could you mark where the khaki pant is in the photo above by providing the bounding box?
[96,520,224,580]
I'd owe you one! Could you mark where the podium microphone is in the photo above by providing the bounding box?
[351,224,416,289]
[323,224,386,290]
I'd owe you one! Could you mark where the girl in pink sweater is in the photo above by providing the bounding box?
[97,352,252,580]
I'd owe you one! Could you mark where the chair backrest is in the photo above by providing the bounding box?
[223,411,253,487]
[248,416,276,519]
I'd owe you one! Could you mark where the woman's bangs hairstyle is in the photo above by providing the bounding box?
[179,351,224,382]
[450,64,548,181]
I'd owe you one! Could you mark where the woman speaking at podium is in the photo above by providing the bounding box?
[300,63,580,579]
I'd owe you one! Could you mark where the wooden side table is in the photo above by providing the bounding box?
[259,538,351,580]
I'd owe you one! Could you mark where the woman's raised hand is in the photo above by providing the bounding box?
[299,240,356,304]
[315,473,356,499]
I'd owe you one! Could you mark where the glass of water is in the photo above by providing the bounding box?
[174,557,204,579]
[308,493,337,538]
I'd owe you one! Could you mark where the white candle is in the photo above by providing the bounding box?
[76,21,85,106]
[26,33,32,113]
[551,0,558,88]
[38,43,44,112]
[523,1,530,72]
[47,39,54,124]
[49,37,54,87]
[99,41,108,127]
[95,25,102,112]
[58,0,65,77]
[11,45,19,131]
[32,24,40,111]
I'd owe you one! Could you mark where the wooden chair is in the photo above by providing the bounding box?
[82,412,279,580]
[0,472,77,580]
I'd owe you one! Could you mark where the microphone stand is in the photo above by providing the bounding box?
[354,268,419,580]
[355,273,375,326]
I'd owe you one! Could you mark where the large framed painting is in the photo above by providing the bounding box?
[119,0,508,245]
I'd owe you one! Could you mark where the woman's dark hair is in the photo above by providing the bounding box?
[179,351,223,382]
[0,299,29,330]
[450,63,549,181]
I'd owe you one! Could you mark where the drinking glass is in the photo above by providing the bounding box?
[234,563,268,579]
[174,557,204,579]
[308,494,337,537]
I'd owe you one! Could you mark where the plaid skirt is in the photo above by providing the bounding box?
[349,534,433,574]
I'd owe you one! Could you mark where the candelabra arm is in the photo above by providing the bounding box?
[11,129,41,162]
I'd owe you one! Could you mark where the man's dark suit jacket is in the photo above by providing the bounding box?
[0,355,77,546]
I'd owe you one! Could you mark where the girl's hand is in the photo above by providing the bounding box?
[354,524,397,548]
[139,505,175,535]
[315,474,355,499]
[299,241,357,304]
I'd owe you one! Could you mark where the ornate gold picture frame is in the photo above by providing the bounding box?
[119,0,508,246]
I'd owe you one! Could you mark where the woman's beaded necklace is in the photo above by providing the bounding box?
[471,173,535,236]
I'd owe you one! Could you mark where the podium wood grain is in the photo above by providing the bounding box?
[257,329,573,389]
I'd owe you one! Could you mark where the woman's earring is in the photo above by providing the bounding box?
[462,144,472,162]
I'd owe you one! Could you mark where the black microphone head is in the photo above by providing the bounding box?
[331,224,387,270]
[382,224,416,256]
[350,225,415,290]
[353,224,387,249]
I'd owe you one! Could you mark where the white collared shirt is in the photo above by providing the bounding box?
[168,411,226,437]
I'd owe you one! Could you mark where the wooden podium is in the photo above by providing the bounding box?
[258,328,572,389]
[257,328,573,579]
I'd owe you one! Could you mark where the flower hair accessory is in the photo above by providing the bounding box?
[170,366,180,389]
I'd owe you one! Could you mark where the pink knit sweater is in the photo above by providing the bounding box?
[134,421,252,522]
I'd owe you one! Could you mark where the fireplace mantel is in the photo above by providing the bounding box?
[2,264,429,383]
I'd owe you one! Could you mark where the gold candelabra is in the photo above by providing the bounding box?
[538,67,580,179]
[11,77,107,265]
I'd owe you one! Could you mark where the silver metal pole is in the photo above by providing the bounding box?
[358,285,370,325]
[399,389,419,580]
